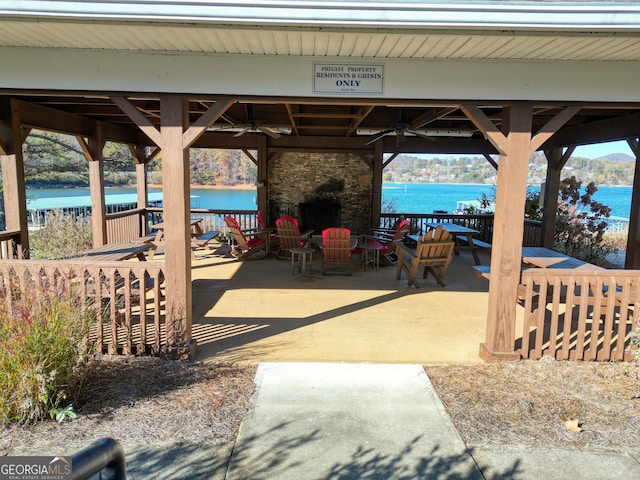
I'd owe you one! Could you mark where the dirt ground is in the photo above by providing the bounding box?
[425,359,640,450]
[2,356,639,455]
[0,356,257,454]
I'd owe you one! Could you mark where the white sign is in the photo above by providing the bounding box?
[313,64,384,94]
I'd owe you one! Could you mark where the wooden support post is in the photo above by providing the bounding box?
[136,161,149,236]
[257,135,268,219]
[371,141,383,227]
[161,94,232,352]
[129,140,150,236]
[462,103,579,361]
[0,99,29,257]
[482,104,532,361]
[134,148,149,207]
[160,94,193,349]
[81,126,107,247]
[134,142,149,236]
[625,137,640,268]
[88,159,106,246]
[541,146,574,248]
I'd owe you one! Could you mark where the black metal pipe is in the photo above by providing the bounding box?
[70,437,127,480]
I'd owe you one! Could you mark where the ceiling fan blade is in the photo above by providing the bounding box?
[365,128,394,146]
[406,129,436,141]
[233,127,250,137]
[258,126,282,139]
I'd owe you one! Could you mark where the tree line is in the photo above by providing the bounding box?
[0,130,634,188]
[1,130,257,188]
[384,152,636,186]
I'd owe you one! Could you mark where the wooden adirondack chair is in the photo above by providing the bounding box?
[364,219,411,264]
[224,216,267,259]
[274,216,313,259]
[321,227,353,275]
[395,226,455,287]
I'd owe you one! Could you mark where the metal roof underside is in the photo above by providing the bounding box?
[0,1,639,61]
[1,20,640,61]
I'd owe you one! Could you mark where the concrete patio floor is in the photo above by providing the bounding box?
[187,244,503,365]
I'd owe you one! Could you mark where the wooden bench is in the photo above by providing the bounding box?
[472,265,532,302]
[471,239,492,249]
[472,265,491,280]
[193,230,220,248]
[458,237,492,250]
[191,230,221,259]
[136,233,157,244]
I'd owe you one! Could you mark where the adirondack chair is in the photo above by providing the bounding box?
[395,226,455,287]
[224,216,267,259]
[274,216,313,259]
[321,227,353,275]
[364,219,411,264]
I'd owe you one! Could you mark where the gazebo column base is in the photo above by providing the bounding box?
[479,343,521,362]
[161,339,198,361]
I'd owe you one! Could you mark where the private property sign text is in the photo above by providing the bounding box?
[313,64,384,94]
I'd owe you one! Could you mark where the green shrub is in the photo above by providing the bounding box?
[30,210,92,259]
[0,285,96,425]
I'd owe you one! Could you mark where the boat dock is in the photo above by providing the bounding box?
[27,192,164,228]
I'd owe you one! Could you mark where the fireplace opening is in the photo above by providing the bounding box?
[299,201,341,233]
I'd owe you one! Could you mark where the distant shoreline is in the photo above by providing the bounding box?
[149,184,256,190]
[26,181,634,190]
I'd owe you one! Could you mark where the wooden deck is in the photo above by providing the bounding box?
[189,246,493,364]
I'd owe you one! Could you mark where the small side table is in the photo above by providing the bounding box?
[290,247,314,275]
[361,244,382,271]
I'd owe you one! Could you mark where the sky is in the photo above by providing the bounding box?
[573,140,632,159]
[413,139,634,161]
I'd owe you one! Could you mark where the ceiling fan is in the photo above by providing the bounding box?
[233,122,286,139]
[364,123,436,146]
[231,104,288,139]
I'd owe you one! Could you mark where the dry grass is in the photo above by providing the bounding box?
[0,355,256,455]
[2,355,640,456]
[426,359,640,450]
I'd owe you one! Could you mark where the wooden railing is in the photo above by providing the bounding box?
[146,207,259,240]
[0,260,165,355]
[0,230,22,259]
[100,208,545,249]
[380,213,544,246]
[380,213,495,243]
[523,219,543,247]
[106,209,147,243]
[110,208,542,247]
[517,268,639,361]
[105,208,260,244]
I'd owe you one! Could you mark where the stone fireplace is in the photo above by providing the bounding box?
[298,200,341,233]
[267,152,372,234]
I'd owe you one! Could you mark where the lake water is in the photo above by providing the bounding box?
[25,183,633,220]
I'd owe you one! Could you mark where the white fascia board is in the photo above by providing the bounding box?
[1,1,640,32]
[1,46,639,103]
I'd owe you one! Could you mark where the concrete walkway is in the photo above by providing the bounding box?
[219,362,640,480]
[120,362,640,479]
[125,251,640,479]
[225,362,482,480]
